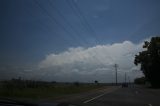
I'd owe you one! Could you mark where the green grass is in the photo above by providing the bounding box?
[0,84,104,100]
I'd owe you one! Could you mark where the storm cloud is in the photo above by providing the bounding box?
[0,40,146,82]
[37,40,144,82]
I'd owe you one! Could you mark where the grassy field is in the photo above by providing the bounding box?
[0,82,104,100]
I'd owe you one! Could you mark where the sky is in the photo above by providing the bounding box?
[0,0,160,82]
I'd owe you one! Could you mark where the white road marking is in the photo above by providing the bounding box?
[148,104,152,106]
[83,87,118,103]
[83,93,106,103]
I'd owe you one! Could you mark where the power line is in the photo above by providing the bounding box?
[68,0,109,68]
[34,0,99,57]
[24,2,58,36]
[33,0,77,43]
[22,1,74,47]
[66,0,88,33]
[125,72,127,83]
[71,0,97,37]
[34,0,111,76]
[46,0,100,65]
[47,0,101,65]
[66,0,107,65]
[66,0,99,44]
[47,0,90,46]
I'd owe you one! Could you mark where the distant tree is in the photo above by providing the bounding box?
[134,77,146,85]
[74,82,80,87]
[51,81,57,84]
[134,37,160,87]
[94,80,98,85]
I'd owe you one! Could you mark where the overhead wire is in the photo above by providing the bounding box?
[47,0,105,67]
[33,0,79,45]
[34,0,110,68]
[47,0,90,46]
[68,0,100,44]
[66,0,106,66]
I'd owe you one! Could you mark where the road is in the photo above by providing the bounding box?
[56,86,160,106]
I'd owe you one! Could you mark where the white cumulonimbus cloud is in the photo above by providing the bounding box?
[37,40,144,83]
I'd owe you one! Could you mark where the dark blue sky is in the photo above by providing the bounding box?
[0,0,160,65]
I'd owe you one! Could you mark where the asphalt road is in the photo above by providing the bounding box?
[1,86,160,106]
[57,86,160,106]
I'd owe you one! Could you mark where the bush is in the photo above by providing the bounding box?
[134,77,146,85]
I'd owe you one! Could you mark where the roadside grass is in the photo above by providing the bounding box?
[0,84,104,100]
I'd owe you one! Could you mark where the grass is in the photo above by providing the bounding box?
[0,84,104,100]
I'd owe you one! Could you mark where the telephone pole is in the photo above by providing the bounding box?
[114,64,118,85]
[125,72,127,83]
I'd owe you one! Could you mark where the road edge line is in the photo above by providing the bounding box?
[83,87,119,103]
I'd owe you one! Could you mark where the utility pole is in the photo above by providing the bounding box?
[125,72,127,84]
[128,76,130,84]
[114,64,118,85]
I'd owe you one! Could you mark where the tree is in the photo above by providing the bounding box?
[74,81,80,87]
[94,80,99,85]
[134,37,160,87]
[134,77,146,85]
